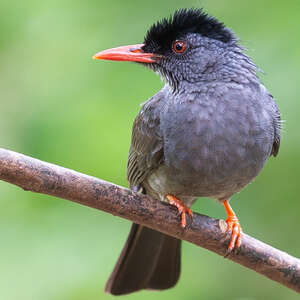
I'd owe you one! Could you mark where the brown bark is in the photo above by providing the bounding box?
[0,147,299,293]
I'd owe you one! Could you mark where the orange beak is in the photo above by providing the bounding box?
[93,44,158,63]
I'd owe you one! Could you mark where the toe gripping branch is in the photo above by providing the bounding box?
[223,199,243,253]
[166,195,193,228]
[166,195,242,253]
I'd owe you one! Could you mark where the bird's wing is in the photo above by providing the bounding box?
[127,94,164,188]
[269,94,281,157]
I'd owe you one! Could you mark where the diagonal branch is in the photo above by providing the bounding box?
[0,147,299,293]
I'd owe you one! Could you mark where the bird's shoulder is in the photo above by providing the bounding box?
[256,83,281,157]
[127,90,165,187]
[266,92,281,157]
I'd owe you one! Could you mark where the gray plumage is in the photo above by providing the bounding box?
[103,8,281,295]
[129,33,280,203]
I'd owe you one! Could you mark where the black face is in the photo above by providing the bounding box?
[142,9,238,89]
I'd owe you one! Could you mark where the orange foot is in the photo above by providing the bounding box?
[224,200,243,253]
[166,194,193,228]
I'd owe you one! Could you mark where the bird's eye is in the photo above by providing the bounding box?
[172,40,188,54]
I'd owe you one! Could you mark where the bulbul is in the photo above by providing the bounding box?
[93,8,281,295]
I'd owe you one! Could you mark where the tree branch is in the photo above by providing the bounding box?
[0,147,299,293]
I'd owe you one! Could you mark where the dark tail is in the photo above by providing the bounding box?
[105,223,181,295]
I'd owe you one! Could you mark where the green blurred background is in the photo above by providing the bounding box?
[0,0,299,299]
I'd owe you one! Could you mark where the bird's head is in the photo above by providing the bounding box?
[94,9,246,90]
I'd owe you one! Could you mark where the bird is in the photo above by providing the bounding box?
[93,8,281,295]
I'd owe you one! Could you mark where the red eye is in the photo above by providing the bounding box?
[172,40,188,54]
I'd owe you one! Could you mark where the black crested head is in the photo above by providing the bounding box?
[139,8,256,91]
[143,8,236,54]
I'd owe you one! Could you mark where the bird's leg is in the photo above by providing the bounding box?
[166,194,193,228]
[223,199,242,253]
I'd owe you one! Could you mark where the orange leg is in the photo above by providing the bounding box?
[166,195,193,228]
[223,199,243,252]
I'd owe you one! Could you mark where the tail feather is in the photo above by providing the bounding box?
[105,223,181,295]
[147,233,181,290]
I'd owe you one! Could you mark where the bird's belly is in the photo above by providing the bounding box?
[149,117,273,200]
[148,144,268,200]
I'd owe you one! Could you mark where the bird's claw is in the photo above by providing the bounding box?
[225,216,242,255]
[166,194,193,228]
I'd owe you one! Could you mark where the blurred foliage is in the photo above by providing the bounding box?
[0,0,300,299]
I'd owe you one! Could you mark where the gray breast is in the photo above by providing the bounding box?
[147,82,275,200]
